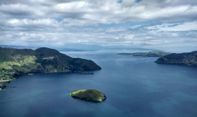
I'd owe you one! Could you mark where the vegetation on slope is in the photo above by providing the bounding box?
[156,51,197,67]
[0,47,101,81]
[70,89,106,103]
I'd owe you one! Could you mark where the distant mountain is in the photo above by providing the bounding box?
[0,45,35,49]
[0,47,101,82]
[118,50,170,57]
[155,51,197,67]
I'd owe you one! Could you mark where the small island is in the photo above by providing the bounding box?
[0,47,101,90]
[118,50,169,57]
[156,51,197,67]
[70,89,106,103]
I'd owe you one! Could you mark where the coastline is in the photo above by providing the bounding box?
[0,79,12,91]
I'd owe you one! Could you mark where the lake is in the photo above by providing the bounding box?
[0,51,197,117]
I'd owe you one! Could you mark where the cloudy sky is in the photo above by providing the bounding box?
[0,0,197,51]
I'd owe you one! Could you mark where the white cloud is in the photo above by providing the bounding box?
[54,1,90,13]
[53,0,197,23]
[138,5,189,19]
[0,0,197,49]
[7,18,58,27]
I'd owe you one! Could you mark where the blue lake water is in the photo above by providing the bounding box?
[0,52,197,117]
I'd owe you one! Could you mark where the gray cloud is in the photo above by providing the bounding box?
[0,0,197,50]
[147,21,197,32]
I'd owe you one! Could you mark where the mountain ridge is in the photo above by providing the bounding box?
[0,47,101,85]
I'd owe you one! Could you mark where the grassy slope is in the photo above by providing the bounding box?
[0,56,38,80]
[0,47,101,81]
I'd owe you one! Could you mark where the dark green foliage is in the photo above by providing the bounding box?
[0,47,101,81]
[35,47,101,73]
[0,47,34,62]
[70,89,106,103]
[156,51,197,67]
[35,47,72,73]
[70,58,101,72]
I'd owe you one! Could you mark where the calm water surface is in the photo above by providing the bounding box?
[0,52,197,117]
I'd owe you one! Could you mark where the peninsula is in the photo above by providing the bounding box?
[156,51,197,67]
[118,50,169,57]
[0,47,101,90]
